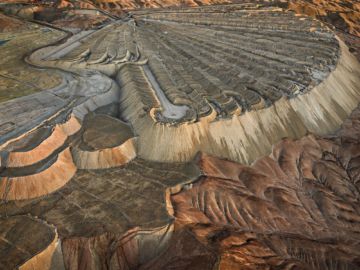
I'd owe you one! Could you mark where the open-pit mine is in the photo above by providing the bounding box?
[0,1,360,269]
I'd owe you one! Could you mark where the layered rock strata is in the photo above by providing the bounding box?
[166,112,360,268]
[0,148,76,200]
[4,115,80,168]
[0,3,359,269]
[37,5,360,164]
[0,159,199,269]
[71,114,137,169]
[2,103,360,269]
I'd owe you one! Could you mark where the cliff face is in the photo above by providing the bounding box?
[149,103,360,269]
[0,2,359,269]
[30,102,360,270]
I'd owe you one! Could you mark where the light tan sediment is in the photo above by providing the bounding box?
[72,137,137,169]
[19,230,65,270]
[0,147,76,200]
[118,39,360,163]
[6,115,80,168]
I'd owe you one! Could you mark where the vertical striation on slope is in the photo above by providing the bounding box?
[167,105,360,269]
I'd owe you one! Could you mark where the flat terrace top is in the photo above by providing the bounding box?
[132,6,339,119]
[0,4,341,143]
[56,5,339,122]
[0,216,55,269]
[0,158,198,238]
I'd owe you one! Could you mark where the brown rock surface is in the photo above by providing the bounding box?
[0,147,77,200]
[288,0,360,36]
[2,104,360,268]
[72,114,137,169]
[286,0,360,60]
[0,1,359,269]
[0,159,199,269]
[165,105,360,269]
[0,215,59,269]
[5,114,80,168]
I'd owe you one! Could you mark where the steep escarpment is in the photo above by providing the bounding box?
[71,114,137,169]
[0,3,359,269]
[4,115,80,168]
[0,159,199,269]
[0,114,80,201]
[115,6,360,163]
[165,105,360,269]
[0,18,134,200]
[0,148,77,200]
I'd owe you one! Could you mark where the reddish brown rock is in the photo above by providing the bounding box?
[167,105,360,269]
[286,0,360,60]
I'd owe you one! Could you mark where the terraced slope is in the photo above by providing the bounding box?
[34,5,359,164]
[1,4,360,164]
[0,3,359,269]
[0,159,199,269]
[134,8,339,115]
[166,104,360,270]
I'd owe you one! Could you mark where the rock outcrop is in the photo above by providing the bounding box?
[0,2,359,269]
[165,105,360,269]
[0,216,64,270]
[5,115,80,168]
[0,148,77,200]
[116,6,360,163]
[71,114,137,169]
[0,158,199,269]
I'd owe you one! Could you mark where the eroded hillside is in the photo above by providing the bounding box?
[0,2,359,270]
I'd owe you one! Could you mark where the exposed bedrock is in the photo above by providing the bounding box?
[0,159,199,269]
[21,5,360,165]
[0,30,131,200]
[61,224,173,270]
[2,114,80,168]
[0,4,360,269]
[151,104,360,269]
[3,103,360,270]
[13,103,359,270]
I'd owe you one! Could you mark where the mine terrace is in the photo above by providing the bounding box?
[0,1,360,270]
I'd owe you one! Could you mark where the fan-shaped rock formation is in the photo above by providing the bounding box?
[30,4,360,164]
[0,2,360,269]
